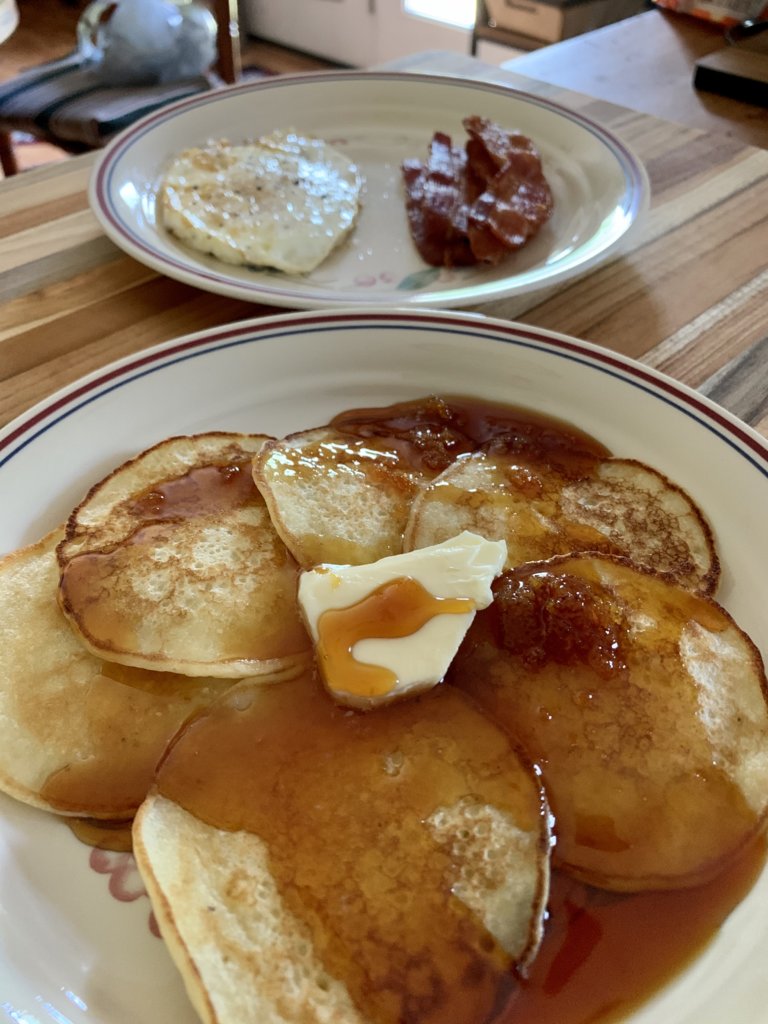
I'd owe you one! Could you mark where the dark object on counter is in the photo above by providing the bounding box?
[693,19,768,106]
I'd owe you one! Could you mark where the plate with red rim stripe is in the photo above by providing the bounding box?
[1,308,767,1024]
[88,72,649,310]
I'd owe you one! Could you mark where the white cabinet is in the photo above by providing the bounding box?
[240,0,472,67]
[242,0,377,66]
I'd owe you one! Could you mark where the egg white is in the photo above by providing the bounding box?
[159,130,363,275]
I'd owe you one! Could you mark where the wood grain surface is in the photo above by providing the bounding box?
[1,51,766,442]
[504,9,768,151]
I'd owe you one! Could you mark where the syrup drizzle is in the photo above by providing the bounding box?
[316,576,474,699]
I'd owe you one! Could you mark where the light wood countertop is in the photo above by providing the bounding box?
[1,49,766,443]
[504,8,768,150]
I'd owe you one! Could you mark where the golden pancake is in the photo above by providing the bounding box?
[57,433,312,678]
[0,529,233,818]
[253,426,431,567]
[134,673,551,1024]
[450,553,768,891]
[406,450,718,593]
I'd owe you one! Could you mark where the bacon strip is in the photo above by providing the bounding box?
[401,116,554,268]
[402,132,475,268]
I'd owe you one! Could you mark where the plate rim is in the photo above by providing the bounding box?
[2,307,765,472]
[87,70,651,310]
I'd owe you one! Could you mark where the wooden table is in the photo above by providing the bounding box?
[504,8,768,150]
[1,50,767,445]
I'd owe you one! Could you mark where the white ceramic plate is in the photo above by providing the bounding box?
[88,72,649,310]
[1,309,766,1024]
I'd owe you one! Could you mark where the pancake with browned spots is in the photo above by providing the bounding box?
[133,672,551,1024]
[57,433,312,678]
[0,528,234,818]
[252,426,432,568]
[450,553,768,891]
[405,450,718,593]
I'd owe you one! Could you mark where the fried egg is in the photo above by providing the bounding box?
[159,130,363,274]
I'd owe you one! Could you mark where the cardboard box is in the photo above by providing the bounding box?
[484,0,648,44]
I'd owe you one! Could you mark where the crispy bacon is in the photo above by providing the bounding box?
[464,114,538,173]
[402,132,475,268]
[401,115,554,268]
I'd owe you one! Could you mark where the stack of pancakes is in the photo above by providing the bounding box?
[1,396,766,1024]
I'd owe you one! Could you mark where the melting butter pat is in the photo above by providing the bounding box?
[298,531,507,709]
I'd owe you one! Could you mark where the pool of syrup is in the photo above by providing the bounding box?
[500,838,764,1024]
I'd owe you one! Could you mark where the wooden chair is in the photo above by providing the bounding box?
[0,0,241,176]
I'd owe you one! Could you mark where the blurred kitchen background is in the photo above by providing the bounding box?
[0,0,650,171]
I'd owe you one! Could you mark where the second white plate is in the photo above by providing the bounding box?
[89,71,649,309]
